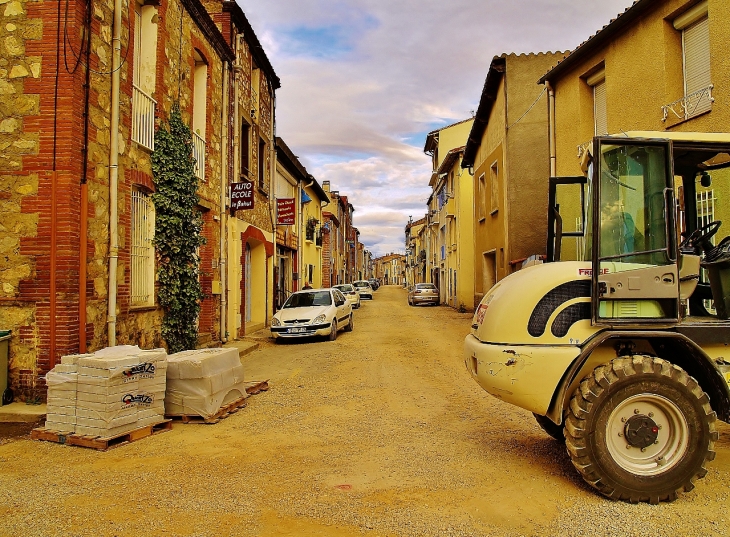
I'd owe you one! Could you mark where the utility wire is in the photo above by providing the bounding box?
[506,87,547,129]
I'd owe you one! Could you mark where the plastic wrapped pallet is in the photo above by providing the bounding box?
[43,355,88,433]
[165,348,247,419]
[41,346,167,439]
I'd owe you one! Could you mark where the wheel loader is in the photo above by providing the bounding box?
[465,132,730,503]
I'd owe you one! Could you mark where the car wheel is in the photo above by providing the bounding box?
[328,320,338,341]
[565,355,718,503]
[533,413,565,442]
[345,313,354,332]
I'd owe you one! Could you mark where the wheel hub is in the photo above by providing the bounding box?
[624,414,659,449]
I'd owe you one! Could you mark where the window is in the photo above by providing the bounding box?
[478,173,486,219]
[131,3,157,151]
[587,69,607,135]
[192,50,207,181]
[258,138,266,191]
[240,122,250,177]
[489,162,499,215]
[676,3,711,117]
[131,189,155,306]
[251,66,261,120]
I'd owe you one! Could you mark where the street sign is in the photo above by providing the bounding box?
[230,180,254,210]
[276,198,296,225]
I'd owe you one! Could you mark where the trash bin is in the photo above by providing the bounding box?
[0,330,10,406]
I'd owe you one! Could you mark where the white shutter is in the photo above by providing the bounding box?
[594,80,607,136]
[683,17,711,116]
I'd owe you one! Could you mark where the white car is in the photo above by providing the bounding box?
[333,284,361,309]
[352,280,373,299]
[271,288,353,341]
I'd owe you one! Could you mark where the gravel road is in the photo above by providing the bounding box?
[1,285,729,536]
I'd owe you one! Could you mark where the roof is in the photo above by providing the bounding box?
[461,56,506,168]
[423,117,474,154]
[538,0,651,85]
[436,146,465,176]
[183,0,235,62]
[275,137,309,182]
[274,137,329,203]
[223,1,281,89]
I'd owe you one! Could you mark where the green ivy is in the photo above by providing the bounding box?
[151,104,206,354]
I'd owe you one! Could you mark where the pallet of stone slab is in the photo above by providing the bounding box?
[165,394,248,424]
[30,419,172,451]
[245,380,269,395]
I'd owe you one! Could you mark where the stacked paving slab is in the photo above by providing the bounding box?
[165,348,246,419]
[44,346,167,437]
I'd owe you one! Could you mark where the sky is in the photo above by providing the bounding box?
[239,0,637,257]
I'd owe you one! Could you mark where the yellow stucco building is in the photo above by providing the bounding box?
[539,0,730,261]
[424,119,475,309]
[462,53,562,305]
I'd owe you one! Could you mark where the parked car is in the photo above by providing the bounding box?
[270,288,353,341]
[368,278,380,290]
[352,280,374,299]
[334,284,361,309]
[407,283,439,306]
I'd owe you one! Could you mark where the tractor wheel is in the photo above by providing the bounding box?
[564,355,718,504]
[533,413,565,442]
[344,313,354,332]
[328,320,337,341]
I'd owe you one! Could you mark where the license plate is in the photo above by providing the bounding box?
[288,327,306,333]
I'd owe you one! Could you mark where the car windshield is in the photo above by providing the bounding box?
[353,282,369,288]
[416,284,437,290]
[284,291,332,308]
[335,285,353,292]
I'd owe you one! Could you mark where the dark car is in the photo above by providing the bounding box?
[368,278,380,290]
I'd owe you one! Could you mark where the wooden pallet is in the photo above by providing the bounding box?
[166,394,248,424]
[245,379,269,395]
[30,420,172,451]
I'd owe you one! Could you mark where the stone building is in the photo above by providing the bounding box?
[0,0,279,398]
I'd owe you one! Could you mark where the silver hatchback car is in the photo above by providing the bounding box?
[407,283,439,306]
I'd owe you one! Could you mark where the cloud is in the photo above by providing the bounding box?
[240,0,637,257]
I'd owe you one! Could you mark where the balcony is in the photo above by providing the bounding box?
[132,85,156,151]
[662,84,713,122]
[192,131,205,181]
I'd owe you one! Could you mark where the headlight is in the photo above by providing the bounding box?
[271,317,281,326]
[312,314,326,324]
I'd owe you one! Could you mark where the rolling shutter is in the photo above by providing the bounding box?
[683,16,711,115]
[594,80,607,136]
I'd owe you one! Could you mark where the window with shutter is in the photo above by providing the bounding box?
[131,189,155,306]
[593,80,607,136]
[682,16,711,117]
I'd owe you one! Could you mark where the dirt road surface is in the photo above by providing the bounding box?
[1,285,729,536]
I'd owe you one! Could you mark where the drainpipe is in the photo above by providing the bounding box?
[545,80,556,177]
[107,0,122,347]
[269,87,277,320]
[219,61,229,343]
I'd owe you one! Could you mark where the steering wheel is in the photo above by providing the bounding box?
[680,220,721,252]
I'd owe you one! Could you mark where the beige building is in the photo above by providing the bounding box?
[539,0,730,260]
[461,52,563,305]
[424,119,476,309]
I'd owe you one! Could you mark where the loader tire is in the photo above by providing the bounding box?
[564,355,718,504]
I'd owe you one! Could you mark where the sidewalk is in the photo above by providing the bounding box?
[0,402,46,423]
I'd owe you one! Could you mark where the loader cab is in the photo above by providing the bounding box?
[548,132,730,325]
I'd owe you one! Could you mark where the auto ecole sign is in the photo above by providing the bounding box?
[230,180,254,210]
[276,198,296,225]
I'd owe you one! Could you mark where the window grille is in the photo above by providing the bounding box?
[131,190,155,306]
[697,188,716,313]
[192,131,206,181]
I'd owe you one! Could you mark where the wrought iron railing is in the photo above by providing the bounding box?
[132,85,156,151]
[192,131,206,181]
[662,84,714,122]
